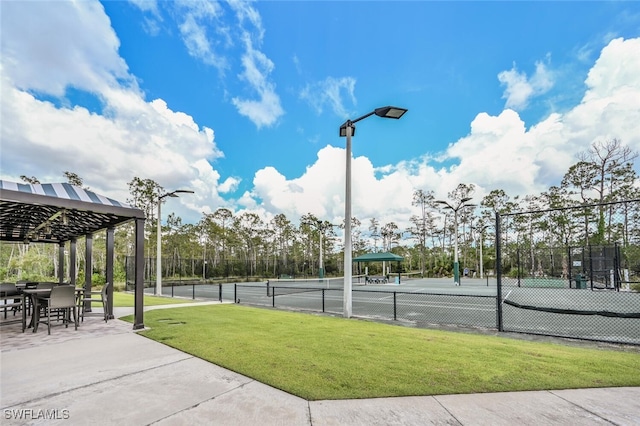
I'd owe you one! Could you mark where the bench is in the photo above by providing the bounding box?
[365,276,388,284]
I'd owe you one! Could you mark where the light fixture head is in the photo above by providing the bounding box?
[374,106,408,119]
[339,122,354,137]
[160,189,195,200]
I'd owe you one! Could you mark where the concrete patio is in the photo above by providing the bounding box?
[1,302,639,425]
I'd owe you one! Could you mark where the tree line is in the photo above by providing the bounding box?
[2,139,639,283]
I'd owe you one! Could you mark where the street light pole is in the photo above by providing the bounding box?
[339,106,407,318]
[318,222,324,280]
[435,197,475,285]
[344,124,353,317]
[454,209,460,284]
[156,189,194,296]
[476,224,488,279]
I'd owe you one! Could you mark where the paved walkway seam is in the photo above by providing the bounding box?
[432,395,464,425]
[548,390,618,425]
[145,378,261,425]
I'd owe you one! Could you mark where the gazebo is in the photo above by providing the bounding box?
[0,180,146,329]
[353,252,404,284]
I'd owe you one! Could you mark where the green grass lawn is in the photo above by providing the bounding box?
[122,304,640,400]
[111,292,194,307]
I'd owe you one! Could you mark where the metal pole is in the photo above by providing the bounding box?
[319,229,324,279]
[156,200,162,296]
[479,231,484,279]
[495,212,503,331]
[344,124,353,318]
[454,210,460,285]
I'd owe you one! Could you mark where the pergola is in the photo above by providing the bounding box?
[353,252,404,283]
[0,180,146,329]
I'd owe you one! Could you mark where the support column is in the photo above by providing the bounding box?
[70,238,77,286]
[84,234,93,312]
[106,227,115,319]
[134,218,145,330]
[58,241,65,284]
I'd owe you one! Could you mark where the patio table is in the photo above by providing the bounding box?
[23,287,83,332]
[22,289,51,331]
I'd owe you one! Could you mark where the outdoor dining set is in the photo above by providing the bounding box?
[0,281,110,334]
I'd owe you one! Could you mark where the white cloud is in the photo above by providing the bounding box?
[583,37,640,102]
[2,0,639,244]
[129,0,160,16]
[0,0,134,96]
[498,57,554,111]
[300,76,357,118]
[175,0,228,70]
[0,0,233,223]
[219,176,241,193]
[244,37,640,237]
[231,34,284,128]
[132,0,282,127]
[171,0,283,128]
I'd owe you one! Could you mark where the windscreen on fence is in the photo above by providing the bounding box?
[496,199,640,345]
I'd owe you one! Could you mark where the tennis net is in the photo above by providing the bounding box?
[400,271,423,281]
[266,275,366,296]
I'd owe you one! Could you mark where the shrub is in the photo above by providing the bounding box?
[92,273,106,286]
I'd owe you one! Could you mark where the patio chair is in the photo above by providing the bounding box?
[29,282,56,318]
[0,283,26,332]
[1,283,20,318]
[36,285,78,335]
[79,282,110,323]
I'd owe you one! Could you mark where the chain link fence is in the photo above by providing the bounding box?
[497,200,640,345]
[125,200,640,346]
[232,284,497,329]
[125,256,325,291]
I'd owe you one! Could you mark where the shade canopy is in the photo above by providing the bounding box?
[353,252,404,263]
[0,180,144,243]
[0,179,147,329]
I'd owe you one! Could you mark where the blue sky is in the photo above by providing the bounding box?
[2,1,640,233]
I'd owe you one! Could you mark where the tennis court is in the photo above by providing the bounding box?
[143,276,639,345]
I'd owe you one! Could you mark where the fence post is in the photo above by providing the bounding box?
[495,212,503,332]
[614,242,621,291]
[567,244,573,288]
[322,289,325,313]
[393,292,397,320]
[192,282,195,300]
[219,283,222,302]
[234,283,237,303]
[589,244,594,291]
[517,248,521,287]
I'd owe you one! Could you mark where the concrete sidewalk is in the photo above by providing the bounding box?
[1,303,639,425]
